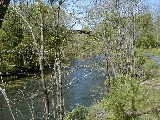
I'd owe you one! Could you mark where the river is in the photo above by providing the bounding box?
[0,56,107,120]
[145,54,160,67]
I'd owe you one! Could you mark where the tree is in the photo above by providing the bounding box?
[0,6,39,75]
[0,0,70,119]
[135,13,157,48]
[154,16,160,48]
[0,0,11,28]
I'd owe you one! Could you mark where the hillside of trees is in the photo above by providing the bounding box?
[0,0,160,120]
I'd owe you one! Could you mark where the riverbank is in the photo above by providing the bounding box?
[1,48,160,119]
[91,49,160,119]
[64,48,160,120]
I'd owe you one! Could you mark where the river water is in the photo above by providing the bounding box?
[145,54,160,67]
[0,57,107,120]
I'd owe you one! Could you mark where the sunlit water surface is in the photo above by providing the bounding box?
[0,57,107,120]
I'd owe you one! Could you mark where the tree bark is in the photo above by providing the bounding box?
[39,11,50,120]
[0,0,11,28]
[54,53,64,120]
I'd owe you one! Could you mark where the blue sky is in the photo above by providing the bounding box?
[148,0,159,9]
[148,0,159,5]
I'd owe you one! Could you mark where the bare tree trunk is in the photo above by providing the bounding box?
[0,87,15,120]
[130,0,137,114]
[15,6,50,119]
[53,50,64,120]
[14,1,66,119]
[39,11,50,120]
[49,1,65,119]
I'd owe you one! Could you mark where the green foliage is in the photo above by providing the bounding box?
[143,57,159,79]
[0,10,38,74]
[0,4,71,75]
[135,51,146,66]
[86,50,160,120]
[135,13,157,48]
[65,33,103,59]
[136,48,160,79]
[87,75,160,120]
[64,105,89,120]
[103,76,140,119]
[136,35,157,48]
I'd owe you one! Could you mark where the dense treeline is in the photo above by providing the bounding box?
[1,8,159,76]
[135,13,159,48]
[0,4,70,75]
[1,1,71,119]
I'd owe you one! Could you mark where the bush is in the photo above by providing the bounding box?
[87,75,160,120]
[64,105,89,120]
